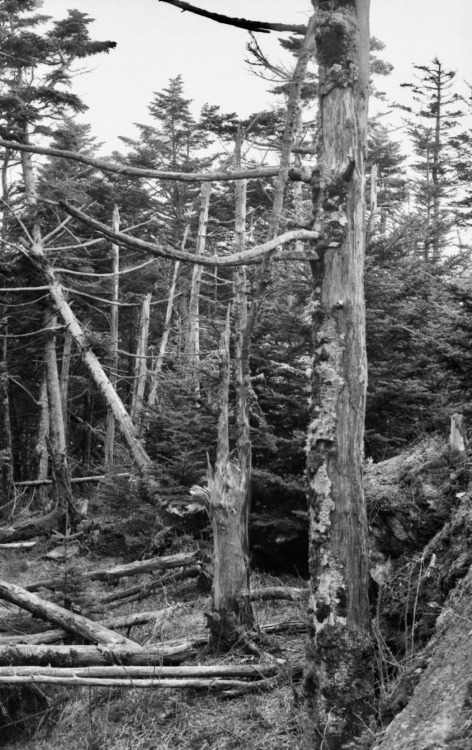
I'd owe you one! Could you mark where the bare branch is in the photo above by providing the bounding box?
[59,201,321,267]
[157,0,307,34]
[0,138,279,183]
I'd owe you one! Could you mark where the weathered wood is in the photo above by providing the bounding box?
[449,412,468,455]
[0,664,278,679]
[304,1,373,747]
[26,551,198,592]
[102,565,201,606]
[0,541,37,549]
[101,606,180,630]
[0,137,281,182]
[130,293,151,433]
[0,508,63,543]
[105,204,120,470]
[208,308,253,647]
[0,675,264,689]
[186,182,212,373]
[14,472,130,487]
[0,642,199,666]
[0,580,140,649]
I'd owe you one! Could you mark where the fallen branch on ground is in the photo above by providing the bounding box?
[102,566,201,607]
[14,472,130,487]
[0,640,200,666]
[0,663,279,679]
[0,580,141,649]
[0,508,63,543]
[0,674,272,689]
[26,551,199,592]
[0,541,37,549]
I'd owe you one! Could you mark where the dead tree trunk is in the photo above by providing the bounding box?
[105,205,120,470]
[148,226,189,407]
[35,374,49,491]
[59,328,72,444]
[0,318,14,518]
[186,183,212,378]
[304,2,373,747]
[207,309,253,648]
[130,293,151,435]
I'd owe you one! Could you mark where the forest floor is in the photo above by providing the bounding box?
[0,532,309,750]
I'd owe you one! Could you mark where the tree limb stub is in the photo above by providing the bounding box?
[157,0,307,34]
[59,201,321,266]
[0,138,279,183]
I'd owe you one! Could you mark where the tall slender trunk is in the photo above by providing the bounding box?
[105,206,120,470]
[186,183,212,378]
[36,374,50,487]
[130,293,151,435]
[0,316,14,519]
[207,130,254,647]
[43,310,66,455]
[432,63,442,261]
[304,2,373,747]
[148,226,189,407]
[59,329,72,445]
[207,308,253,648]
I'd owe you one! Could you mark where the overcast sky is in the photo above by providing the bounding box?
[39,0,472,153]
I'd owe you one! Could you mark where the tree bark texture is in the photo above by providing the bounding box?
[0,580,140,649]
[0,319,14,518]
[207,310,253,647]
[304,2,373,747]
[186,182,211,373]
[0,643,198,666]
[105,205,120,470]
[130,292,151,434]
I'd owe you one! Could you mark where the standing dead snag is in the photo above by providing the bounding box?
[304,1,373,748]
[207,309,253,648]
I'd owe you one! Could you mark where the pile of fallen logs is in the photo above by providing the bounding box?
[0,550,306,695]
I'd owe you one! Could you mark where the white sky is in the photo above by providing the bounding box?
[38,0,472,153]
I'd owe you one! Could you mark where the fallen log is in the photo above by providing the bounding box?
[0,675,265,689]
[0,580,140,649]
[0,630,68,646]
[101,605,181,629]
[0,664,279,679]
[0,606,181,645]
[0,541,37,549]
[102,565,201,607]
[250,587,306,601]
[14,473,130,487]
[26,551,198,592]
[0,508,63,543]
[0,640,201,666]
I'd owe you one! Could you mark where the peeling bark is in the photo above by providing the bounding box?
[304,1,373,747]
[207,310,253,648]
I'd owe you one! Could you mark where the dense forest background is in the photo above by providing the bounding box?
[1,3,472,749]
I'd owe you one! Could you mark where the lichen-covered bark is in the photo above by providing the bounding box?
[304,1,373,747]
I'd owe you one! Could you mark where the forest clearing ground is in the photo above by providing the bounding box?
[0,541,308,750]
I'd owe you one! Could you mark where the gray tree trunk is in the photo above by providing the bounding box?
[304,2,373,747]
